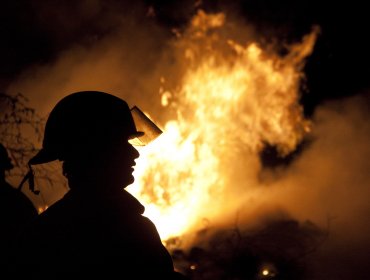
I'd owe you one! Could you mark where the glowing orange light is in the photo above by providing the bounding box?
[128,10,318,241]
[38,205,48,214]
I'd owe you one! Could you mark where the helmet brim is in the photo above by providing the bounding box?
[29,131,145,165]
[28,148,58,165]
[129,106,162,146]
[129,131,145,139]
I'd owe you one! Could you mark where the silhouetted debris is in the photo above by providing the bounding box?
[171,219,326,279]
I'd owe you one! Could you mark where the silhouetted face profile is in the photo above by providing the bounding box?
[92,135,140,189]
[28,91,147,192]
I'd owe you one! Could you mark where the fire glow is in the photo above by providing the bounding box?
[128,11,318,241]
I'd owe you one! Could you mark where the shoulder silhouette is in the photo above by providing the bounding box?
[0,143,38,266]
[13,91,187,279]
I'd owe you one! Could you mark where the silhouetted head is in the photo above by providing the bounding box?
[28,91,160,191]
[0,143,13,172]
[30,91,144,164]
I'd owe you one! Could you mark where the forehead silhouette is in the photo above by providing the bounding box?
[30,91,141,164]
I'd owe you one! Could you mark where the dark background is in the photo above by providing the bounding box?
[1,0,369,115]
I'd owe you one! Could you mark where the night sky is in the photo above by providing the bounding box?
[1,0,369,111]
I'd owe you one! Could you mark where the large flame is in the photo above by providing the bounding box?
[128,10,318,241]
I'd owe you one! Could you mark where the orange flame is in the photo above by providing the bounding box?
[128,10,318,241]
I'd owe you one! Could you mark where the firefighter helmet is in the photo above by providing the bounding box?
[29,91,146,165]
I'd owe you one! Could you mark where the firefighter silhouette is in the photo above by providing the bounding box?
[0,143,38,265]
[13,91,187,279]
